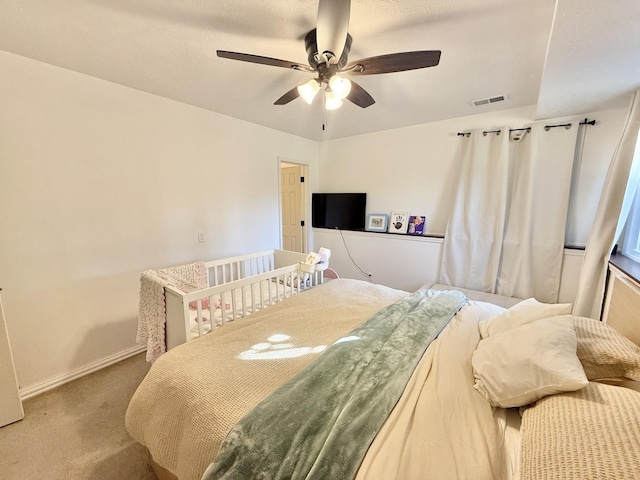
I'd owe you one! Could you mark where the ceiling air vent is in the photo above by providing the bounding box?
[470,94,508,107]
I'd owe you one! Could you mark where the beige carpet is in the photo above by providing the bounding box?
[0,352,156,480]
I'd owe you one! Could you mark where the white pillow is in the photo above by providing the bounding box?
[478,297,572,339]
[467,300,506,321]
[472,317,588,408]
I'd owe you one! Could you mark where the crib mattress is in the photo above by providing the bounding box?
[187,278,301,337]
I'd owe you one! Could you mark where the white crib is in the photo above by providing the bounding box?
[163,250,326,350]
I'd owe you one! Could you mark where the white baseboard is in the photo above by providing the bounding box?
[19,345,146,400]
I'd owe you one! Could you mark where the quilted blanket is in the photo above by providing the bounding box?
[520,381,640,480]
[126,279,408,480]
[137,262,207,362]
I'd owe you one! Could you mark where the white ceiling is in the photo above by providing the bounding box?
[0,0,638,141]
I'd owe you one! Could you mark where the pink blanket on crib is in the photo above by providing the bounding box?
[137,262,207,362]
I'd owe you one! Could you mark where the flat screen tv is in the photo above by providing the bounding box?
[312,193,367,231]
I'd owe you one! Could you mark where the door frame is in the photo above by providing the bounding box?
[0,289,24,427]
[278,158,309,253]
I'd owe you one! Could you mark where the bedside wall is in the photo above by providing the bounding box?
[313,228,584,303]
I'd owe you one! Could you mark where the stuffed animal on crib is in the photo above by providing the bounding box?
[188,298,231,311]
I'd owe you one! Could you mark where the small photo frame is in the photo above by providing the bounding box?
[388,211,409,234]
[366,213,388,232]
[407,215,426,235]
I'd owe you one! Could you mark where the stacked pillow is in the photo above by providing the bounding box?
[573,315,640,381]
[472,298,640,408]
[472,299,582,408]
[477,298,572,339]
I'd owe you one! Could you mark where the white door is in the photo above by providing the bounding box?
[0,290,24,427]
[281,164,305,252]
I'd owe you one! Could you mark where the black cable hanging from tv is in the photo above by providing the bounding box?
[337,228,372,278]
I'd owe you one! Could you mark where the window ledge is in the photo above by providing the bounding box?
[609,253,640,284]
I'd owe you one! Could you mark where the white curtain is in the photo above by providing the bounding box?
[439,128,509,292]
[573,90,640,319]
[440,123,579,301]
[496,123,579,302]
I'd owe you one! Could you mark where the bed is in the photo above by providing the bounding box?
[137,249,328,361]
[126,276,640,480]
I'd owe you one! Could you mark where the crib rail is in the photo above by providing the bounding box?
[204,250,276,286]
[164,249,322,351]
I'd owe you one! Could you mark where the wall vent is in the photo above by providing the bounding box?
[470,94,508,107]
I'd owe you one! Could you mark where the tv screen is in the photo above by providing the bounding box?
[312,193,367,231]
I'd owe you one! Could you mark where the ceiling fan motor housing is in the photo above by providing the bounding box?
[305,29,352,70]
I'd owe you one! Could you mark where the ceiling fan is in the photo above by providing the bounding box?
[216,0,441,110]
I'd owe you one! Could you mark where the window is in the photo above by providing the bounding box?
[622,186,640,262]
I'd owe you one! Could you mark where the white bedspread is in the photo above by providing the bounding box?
[356,299,513,480]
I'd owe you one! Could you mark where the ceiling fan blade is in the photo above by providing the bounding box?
[345,50,441,76]
[217,50,305,70]
[274,87,301,105]
[316,0,350,64]
[346,80,375,108]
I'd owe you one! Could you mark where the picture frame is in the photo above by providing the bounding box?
[388,211,409,234]
[407,215,426,235]
[366,213,389,232]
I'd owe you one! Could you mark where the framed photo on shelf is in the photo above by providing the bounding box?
[366,213,389,232]
[388,211,409,234]
[407,215,426,235]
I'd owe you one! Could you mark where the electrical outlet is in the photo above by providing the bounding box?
[197,231,205,243]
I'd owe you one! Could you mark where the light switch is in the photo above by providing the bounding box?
[198,232,205,243]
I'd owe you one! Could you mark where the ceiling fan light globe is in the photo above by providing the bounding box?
[324,91,343,110]
[298,79,320,104]
[329,75,351,100]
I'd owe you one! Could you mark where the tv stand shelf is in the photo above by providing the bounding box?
[313,227,444,240]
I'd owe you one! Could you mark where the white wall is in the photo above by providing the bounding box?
[0,48,630,395]
[313,229,443,291]
[314,104,629,297]
[313,229,584,303]
[0,51,319,394]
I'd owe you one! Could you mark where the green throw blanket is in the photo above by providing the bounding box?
[203,289,467,480]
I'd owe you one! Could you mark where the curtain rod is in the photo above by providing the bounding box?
[456,118,597,137]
